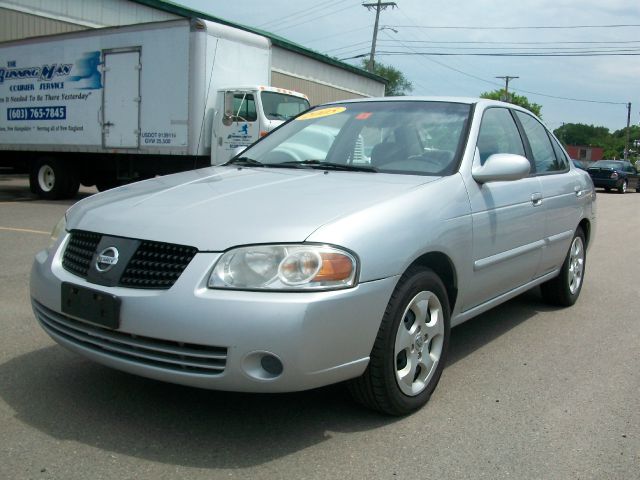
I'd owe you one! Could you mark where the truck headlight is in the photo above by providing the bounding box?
[208,244,357,290]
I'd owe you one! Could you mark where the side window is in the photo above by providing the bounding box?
[515,111,560,173]
[232,93,257,122]
[549,135,570,171]
[476,108,525,165]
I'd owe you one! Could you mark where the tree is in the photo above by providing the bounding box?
[480,89,542,117]
[361,60,412,96]
[553,123,640,159]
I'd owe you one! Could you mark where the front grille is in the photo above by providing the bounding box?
[62,231,197,289]
[120,241,198,289]
[62,231,101,277]
[33,300,227,375]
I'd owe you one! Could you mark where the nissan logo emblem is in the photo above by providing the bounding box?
[96,247,119,272]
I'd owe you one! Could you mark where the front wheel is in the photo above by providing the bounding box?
[541,227,586,306]
[618,180,627,194]
[348,267,451,415]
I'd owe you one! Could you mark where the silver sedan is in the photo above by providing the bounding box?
[31,97,596,415]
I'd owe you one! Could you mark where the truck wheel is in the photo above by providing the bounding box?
[348,267,450,415]
[64,171,80,198]
[96,181,120,192]
[30,158,70,200]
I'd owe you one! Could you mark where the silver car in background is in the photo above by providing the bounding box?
[31,97,596,415]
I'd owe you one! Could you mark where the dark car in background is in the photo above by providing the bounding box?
[572,159,587,170]
[587,160,640,193]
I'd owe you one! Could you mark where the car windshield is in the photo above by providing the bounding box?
[594,161,623,169]
[236,101,471,176]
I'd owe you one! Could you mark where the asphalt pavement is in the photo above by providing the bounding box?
[0,174,638,480]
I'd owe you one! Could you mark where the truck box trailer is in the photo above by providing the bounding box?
[0,18,322,198]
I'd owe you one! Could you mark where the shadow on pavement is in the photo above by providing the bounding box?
[0,174,95,204]
[0,288,555,469]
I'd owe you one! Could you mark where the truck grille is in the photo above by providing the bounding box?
[33,300,227,375]
[62,231,197,289]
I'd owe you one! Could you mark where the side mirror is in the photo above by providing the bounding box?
[472,153,531,184]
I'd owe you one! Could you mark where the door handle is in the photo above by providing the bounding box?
[104,122,114,127]
[531,192,543,206]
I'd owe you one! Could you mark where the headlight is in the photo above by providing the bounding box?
[610,171,618,179]
[49,215,67,249]
[208,244,357,291]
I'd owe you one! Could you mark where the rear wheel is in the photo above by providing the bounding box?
[348,267,450,415]
[30,158,76,200]
[541,227,586,306]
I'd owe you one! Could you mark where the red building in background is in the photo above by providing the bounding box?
[565,145,604,161]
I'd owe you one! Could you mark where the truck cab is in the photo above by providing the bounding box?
[213,86,309,164]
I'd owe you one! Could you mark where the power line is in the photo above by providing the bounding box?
[386,24,640,30]
[270,2,360,33]
[256,0,344,29]
[371,50,640,56]
[375,39,640,45]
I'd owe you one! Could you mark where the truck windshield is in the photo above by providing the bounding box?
[261,92,310,121]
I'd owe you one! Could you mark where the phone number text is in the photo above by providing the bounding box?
[7,106,67,121]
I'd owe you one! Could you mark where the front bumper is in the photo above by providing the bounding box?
[30,235,398,392]
[590,177,620,189]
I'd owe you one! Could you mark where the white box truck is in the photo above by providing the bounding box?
[0,19,312,198]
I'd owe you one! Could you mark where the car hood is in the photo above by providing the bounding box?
[67,166,437,251]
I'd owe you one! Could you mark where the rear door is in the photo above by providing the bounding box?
[514,111,582,277]
[102,49,141,148]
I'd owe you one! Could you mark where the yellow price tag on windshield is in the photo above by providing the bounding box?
[297,107,346,121]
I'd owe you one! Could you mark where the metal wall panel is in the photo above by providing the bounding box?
[0,0,178,38]
[0,7,84,42]
[272,46,385,104]
[272,71,368,106]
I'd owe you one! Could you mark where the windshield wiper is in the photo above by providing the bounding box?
[275,160,378,172]
[225,157,265,167]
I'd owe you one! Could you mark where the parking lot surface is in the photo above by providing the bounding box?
[1,175,638,479]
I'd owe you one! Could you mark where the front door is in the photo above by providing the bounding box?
[102,49,140,148]
[463,107,544,311]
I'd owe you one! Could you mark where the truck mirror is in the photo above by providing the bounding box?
[222,92,235,125]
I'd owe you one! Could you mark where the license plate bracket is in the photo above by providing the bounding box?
[61,282,121,329]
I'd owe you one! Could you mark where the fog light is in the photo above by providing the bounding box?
[260,354,283,376]
[241,351,284,380]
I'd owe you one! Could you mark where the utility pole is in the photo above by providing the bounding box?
[623,102,631,161]
[363,0,397,72]
[495,75,519,102]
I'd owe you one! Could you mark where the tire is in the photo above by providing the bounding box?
[64,170,80,198]
[348,267,451,415]
[96,180,120,192]
[618,180,627,194]
[540,227,586,307]
[30,158,71,200]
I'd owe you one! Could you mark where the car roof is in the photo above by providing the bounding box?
[321,96,536,114]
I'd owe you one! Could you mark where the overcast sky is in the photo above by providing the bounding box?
[177,0,639,133]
